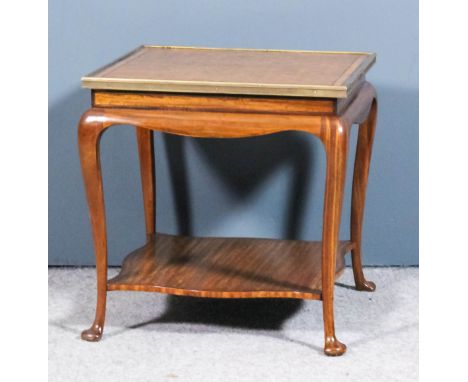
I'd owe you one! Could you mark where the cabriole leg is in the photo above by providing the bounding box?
[78,110,109,341]
[321,117,349,356]
[350,100,378,291]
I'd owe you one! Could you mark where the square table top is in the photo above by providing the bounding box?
[82,45,375,99]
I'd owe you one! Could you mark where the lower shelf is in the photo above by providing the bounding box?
[108,233,354,299]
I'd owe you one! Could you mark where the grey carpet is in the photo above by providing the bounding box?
[49,267,418,382]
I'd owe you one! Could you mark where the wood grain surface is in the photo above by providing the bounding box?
[108,233,354,299]
[93,91,336,114]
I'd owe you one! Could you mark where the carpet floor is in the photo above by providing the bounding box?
[49,267,418,382]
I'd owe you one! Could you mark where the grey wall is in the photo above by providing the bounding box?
[49,0,418,266]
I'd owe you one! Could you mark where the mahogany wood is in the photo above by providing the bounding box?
[108,233,354,299]
[350,100,378,291]
[77,49,378,356]
[78,106,323,138]
[80,83,375,142]
[320,116,350,356]
[78,116,108,342]
[135,127,155,238]
[93,91,336,114]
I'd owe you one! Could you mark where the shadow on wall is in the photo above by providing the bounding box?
[49,89,92,265]
[164,132,314,239]
[48,88,145,265]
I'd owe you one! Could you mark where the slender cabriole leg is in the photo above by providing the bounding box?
[350,100,378,291]
[78,110,109,341]
[135,127,156,239]
[320,117,349,356]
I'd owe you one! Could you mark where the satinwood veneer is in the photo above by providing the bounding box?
[78,46,378,356]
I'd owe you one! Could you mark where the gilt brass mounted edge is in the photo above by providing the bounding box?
[82,78,350,98]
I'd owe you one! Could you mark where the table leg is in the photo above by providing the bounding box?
[78,110,109,341]
[350,100,378,291]
[136,127,155,239]
[321,117,349,356]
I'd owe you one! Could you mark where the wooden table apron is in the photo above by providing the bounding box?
[77,81,377,357]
